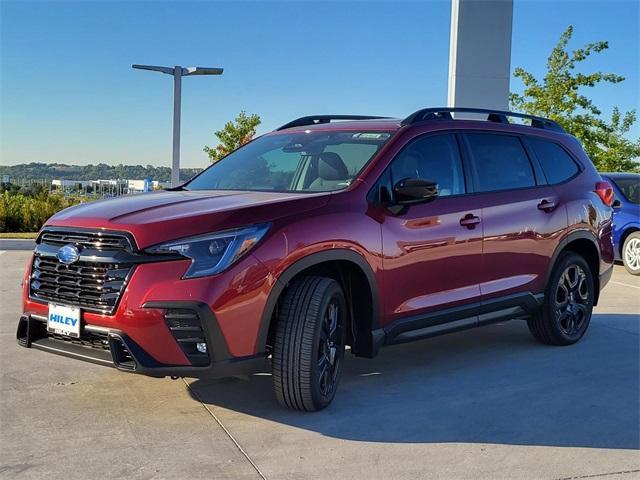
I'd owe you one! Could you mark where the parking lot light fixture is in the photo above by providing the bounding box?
[132,64,224,187]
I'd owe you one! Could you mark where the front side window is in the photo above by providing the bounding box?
[186,130,392,192]
[390,134,465,197]
[465,134,536,192]
[528,137,579,184]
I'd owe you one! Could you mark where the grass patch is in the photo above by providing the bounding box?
[0,232,38,239]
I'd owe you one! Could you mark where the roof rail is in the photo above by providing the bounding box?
[401,107,565,133]
[276,115,391,131]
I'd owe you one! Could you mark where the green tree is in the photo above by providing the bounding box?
[510,26,640,172]
[204,111,261,163]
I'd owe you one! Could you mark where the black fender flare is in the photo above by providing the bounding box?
[254,249,381,356]
[544,229,602,298]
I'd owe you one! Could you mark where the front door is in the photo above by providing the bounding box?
[378,133,483,336]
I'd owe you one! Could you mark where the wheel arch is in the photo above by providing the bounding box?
[256,249,381,358]
[620,226,640,258]
[546,230,602,305]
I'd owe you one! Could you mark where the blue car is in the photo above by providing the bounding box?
[601,173,640,275]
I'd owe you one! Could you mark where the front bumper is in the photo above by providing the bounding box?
[17,302,267,378]
[20,243,276,377]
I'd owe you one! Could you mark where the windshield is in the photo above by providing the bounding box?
[611,177,640,204]
[186,130,392,192]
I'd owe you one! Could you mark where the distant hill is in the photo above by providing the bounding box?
[0,162,204,183]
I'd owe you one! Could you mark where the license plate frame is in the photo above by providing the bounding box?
[47,303,81,338]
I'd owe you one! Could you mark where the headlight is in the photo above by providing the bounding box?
[147,224,270,278]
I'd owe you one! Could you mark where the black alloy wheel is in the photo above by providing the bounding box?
[527,252,595,346]
[554,263,591,337]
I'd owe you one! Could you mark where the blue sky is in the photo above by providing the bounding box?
[1,0,638,169]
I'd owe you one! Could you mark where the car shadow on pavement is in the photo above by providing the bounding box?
[188,314,639,449]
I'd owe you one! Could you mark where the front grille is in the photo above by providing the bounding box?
[30,228,136,314]
[39,230,132,250]
[27,317,111,352]
[50,331,110,350]
[30,256,133,314]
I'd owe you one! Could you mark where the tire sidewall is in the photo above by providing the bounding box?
[310,283,347,409]
[545,252,595,344]
[623,232,640,276]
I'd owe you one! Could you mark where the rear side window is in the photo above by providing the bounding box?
[465,134,536,192]
[528,137,579,184]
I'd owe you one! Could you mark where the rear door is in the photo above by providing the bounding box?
[461,132,567,319]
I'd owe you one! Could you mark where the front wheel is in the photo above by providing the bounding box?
[272,276,347,411]
[622,232,640,276]
[527,252,595,346]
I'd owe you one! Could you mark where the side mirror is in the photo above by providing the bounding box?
[393,178,438,205]
[612,198,622,209]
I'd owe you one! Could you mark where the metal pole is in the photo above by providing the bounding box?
[171,66,182,188]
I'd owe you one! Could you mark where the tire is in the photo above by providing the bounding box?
[272,276,347,411]
[622,232,640,276]
[527,252,595,346]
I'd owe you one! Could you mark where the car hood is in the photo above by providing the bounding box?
[46,190,330,249]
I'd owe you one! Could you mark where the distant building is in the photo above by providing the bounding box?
[92,179,126,187]
[51,178,169,194]
[127,179,169,192]
[52,179,92,189]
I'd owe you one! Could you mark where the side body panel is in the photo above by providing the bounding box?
[555,138,615,274]
[606,177,640,260]
[475,186,566,299]
[378,196,483,323]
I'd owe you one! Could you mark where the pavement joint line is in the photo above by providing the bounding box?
[610,280,640,290]
[598,323,640,336]
[182,378,267,480]
[554,469,640,480]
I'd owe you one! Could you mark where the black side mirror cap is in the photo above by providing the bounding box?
[612,199,622,209]
[393,178,439,205]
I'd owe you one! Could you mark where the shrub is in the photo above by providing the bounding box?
[0,190,85,233]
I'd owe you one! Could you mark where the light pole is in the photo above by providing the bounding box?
[132,64,224,187]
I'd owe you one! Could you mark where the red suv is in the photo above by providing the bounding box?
[17,108,615,411]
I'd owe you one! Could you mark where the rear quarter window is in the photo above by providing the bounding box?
[528,137,580,184]
[611,177,640,204]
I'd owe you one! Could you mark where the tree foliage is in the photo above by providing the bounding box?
[0,190,83,232]
[204,111,261,163]
[510,26,639,172]
[0,163,202,183]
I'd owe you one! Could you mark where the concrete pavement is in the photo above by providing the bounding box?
[1,250,638,479]
[0,239,35,251]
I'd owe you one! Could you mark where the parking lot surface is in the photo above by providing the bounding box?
[1,249,638,479]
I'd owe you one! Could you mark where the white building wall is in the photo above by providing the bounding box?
[448,0,513,111]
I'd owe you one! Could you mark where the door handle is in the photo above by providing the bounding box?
[537,199,556,212]
[460,214,481,229]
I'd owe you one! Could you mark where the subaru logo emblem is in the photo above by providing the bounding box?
[57,244,81,265]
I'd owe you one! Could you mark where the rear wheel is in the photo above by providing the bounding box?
[622,232,640,276]
[272,276,347,411]
[527,252,595,345]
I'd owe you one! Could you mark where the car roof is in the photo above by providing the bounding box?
[269,118,577,148]
[272,118,403,134]
[601,172,640,179]
[271,108,567,137]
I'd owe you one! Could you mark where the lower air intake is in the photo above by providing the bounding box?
[164,309,210,366]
